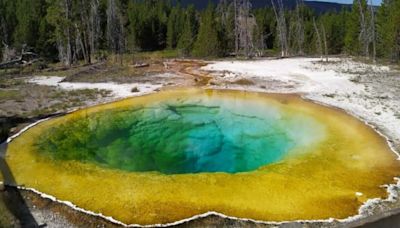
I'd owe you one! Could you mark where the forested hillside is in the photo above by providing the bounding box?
[0,0,399,66]
[175,0,350,12]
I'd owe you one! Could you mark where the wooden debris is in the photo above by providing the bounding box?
[131,63,149,68]
[0,52,39,69]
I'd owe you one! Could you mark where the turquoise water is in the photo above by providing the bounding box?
[36,96,325,174]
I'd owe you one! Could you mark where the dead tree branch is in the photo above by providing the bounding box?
[271,0,288,57]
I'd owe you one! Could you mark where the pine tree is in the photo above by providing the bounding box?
[155,1,169,49]
[217,0,235,54]
[0,0,17,46]
[12,0,52,56]
[107,0,126,64]
[319,11,346,55]
[377,0,400,61]
[46,0,74,66]
[46,0,103,65]
[127,1,141,51]
[127,0,170,51]
[192,4,223,57]
[14,0,36,49]
[2,0,398,64]
[177,5,197,56]
[36,11,57,59]
[345,1,361,55]
[167,4,185,50]
[301,7,316,55]
[288,1,306,56]
[345,0,372,57]
[166,7,178,49]
[0,0,17,60]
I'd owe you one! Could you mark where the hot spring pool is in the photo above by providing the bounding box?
[35,92,325,174]
[5,88,400,225]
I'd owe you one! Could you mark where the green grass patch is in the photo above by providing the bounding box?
[133,50,179,60]
[0,90,20,101]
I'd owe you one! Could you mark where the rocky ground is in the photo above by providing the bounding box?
[1,57,400,227]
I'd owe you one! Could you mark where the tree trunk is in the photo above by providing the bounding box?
[234,0,239,55]
[107,0,124,63]
[89,0,100,56]
[313,18,323,60]
[369,0,376,63]
[357,0,369,58]
[0,14,8,45]
[271,0,288,57]
[321,23,328,62]
[295,0,305,55]
[64,0,73,67]
[234,0,253,57]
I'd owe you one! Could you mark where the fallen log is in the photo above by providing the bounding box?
[131,63,150,68]
[0,52,39,69]
[0,58,23,69]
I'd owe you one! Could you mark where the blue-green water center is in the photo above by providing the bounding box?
[36,92,325,174]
